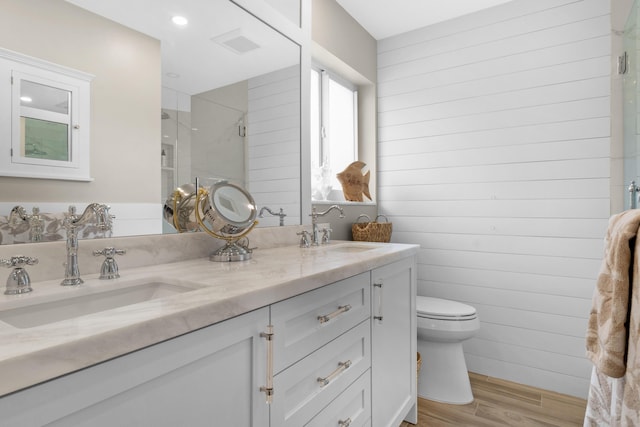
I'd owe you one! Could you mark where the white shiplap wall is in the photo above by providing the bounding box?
[248,65,301,226]
[377,0,611,398]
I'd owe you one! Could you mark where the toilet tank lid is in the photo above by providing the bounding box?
[416,296,477,317]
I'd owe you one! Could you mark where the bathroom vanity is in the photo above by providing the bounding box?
[0,237,417,427]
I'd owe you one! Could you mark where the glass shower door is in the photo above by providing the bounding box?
[624,0,640,209]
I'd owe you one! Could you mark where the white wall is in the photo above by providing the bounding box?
[247,66,302,226]
[377,0,611,398]
[0,0,161,205]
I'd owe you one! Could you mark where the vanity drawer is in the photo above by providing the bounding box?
[271,272,370,373]
[306,370,371,427]
[270,319,371,427]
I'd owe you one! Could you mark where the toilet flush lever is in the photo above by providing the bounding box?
[373,282,383,321]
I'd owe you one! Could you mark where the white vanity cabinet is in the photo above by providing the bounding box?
[371,256,418,427]
[0,254,417,427]
[0,307,271,427]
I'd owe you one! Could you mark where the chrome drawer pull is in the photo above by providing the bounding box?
[318,304,352,324]
[317,360,352,387]
[338,418,352,427]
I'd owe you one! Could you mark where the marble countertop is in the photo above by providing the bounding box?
[0,241,418,397]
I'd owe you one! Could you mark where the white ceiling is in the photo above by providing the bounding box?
[336,0,516,40]
[65,0,516,95]
[66,0,298,95]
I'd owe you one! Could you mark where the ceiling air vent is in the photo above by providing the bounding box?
[212,29,260,55]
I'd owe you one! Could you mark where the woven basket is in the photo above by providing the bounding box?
[352,214,392,243]
[417,352,422,381]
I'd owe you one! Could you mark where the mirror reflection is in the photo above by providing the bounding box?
[0,0,302,245]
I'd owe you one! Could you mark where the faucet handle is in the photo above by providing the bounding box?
[1,255,38,268]
[1,255,38,295]
[93,247,126,280]
[321,227,333,244]
[93,247,126,257]
[296,230,311,248]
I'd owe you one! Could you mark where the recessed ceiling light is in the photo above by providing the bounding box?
[172,15,188,26]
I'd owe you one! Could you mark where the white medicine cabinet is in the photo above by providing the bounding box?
[0,48,93,181]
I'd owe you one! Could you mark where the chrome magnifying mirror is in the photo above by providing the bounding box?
[163,183,199,233]
[164,180,258,262]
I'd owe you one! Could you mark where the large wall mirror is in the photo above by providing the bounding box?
[0,0,301,244]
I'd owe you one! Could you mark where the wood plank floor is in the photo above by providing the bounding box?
[400,372,587,427]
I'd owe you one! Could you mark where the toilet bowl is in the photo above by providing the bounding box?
[417,296,480,404]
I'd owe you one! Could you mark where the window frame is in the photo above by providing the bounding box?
[310,65,358,196]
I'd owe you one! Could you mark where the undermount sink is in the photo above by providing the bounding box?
[321,244,377,253]
[0,281,199,329]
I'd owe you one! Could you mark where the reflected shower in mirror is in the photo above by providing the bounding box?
[161,62,301,232]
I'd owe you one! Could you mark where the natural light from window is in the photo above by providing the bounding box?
[310,67,357,201]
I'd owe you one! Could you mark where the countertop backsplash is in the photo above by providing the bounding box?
[0,224,326,284]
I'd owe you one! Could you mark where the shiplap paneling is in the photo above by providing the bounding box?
[472,303,590,336]
[377,0,610,398]
[390,216,608,239]
[378,178,610,201]
[248,65,301,226]
[378,56,610,114]
[419,266,596,301]
[378,118,610,156]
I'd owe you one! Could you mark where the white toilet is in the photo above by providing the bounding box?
[416,296,480,404]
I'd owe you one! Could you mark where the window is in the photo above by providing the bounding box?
[310,67,358,200]
[0,48,93,181]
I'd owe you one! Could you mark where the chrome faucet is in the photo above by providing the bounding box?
[309,205,344,246]
[8,206,44,242]
[61,204,113,286]
[259,206,287,226]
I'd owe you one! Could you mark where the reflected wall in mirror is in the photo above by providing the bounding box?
[0,0,302,245]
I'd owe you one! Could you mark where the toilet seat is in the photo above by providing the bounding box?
[417,296,477,321]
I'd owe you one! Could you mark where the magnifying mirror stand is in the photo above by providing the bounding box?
[165,180,258,262]
[194,187,258,262]
[210,240,252,262]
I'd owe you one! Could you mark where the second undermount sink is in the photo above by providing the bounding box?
[320,244,378,253]
[0,281,200,329]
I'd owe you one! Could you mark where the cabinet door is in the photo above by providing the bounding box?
[371,256,417,427]
[0,308,270,427]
